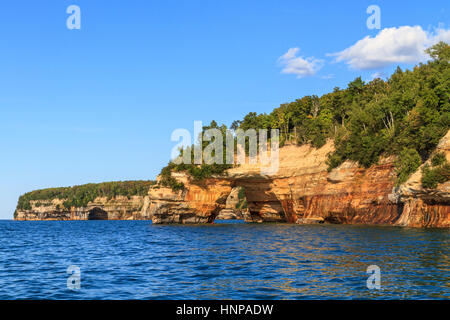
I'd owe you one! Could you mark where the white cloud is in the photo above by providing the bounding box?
[278,48,323,78]
[329,26,450,70]
[370,71,386,80]
[321,74,335,79]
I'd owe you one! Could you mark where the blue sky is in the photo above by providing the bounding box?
[0,0,448,219]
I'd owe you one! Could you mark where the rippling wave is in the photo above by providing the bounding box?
[0,220,448,299]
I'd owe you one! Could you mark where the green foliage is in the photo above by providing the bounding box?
[237,187,246,200]
[425,41,450,62]
[431,152,446,166]
[160,161,232,190]
[16,180,156,210]
[421,164,449,189]
[421,153,450,189]
[326,152,344,172]
[159,162,186,191]
[159,121,233,191]
[395,148,422,185]
[235,187,248,210]
[187,164,232,180]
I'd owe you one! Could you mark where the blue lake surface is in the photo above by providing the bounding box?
[0,220,448,299]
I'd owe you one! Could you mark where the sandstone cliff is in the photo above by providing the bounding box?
[14,195,152,221]
[149,173,232,224]
[15,133,450,227]
[392,130,450,227]
[148,132,450,227]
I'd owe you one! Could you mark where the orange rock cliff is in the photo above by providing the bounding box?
[15,131,450,227]
[148,130,450,227]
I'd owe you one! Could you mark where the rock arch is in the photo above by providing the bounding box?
[215,186,247,220]
[231,179,288,223]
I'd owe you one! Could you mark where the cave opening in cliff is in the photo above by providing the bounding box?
[88,207,108,220]
[214,186,248,222]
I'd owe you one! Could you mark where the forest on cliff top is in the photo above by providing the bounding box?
[160,42,450,190]
[16,180,156,212]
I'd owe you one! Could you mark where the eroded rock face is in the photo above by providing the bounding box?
[150,132,450,227]
[15,132,450,227]
[216,187,245,220]
[148,142,401,225]
[149,173,232,224]
[392,130,450,228]
[14,195,151,221]
[227,143,403,225]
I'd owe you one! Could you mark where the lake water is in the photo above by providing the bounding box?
[0,220,448,299]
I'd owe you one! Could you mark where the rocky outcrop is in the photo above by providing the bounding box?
[148,142,399,225]
[149,173,232,224]
[14,195,151,221]
[391,131,450,227]
[226,143,402,225]
[149,132,450,227]
[15,133,450,227]
[216,187,245,220]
